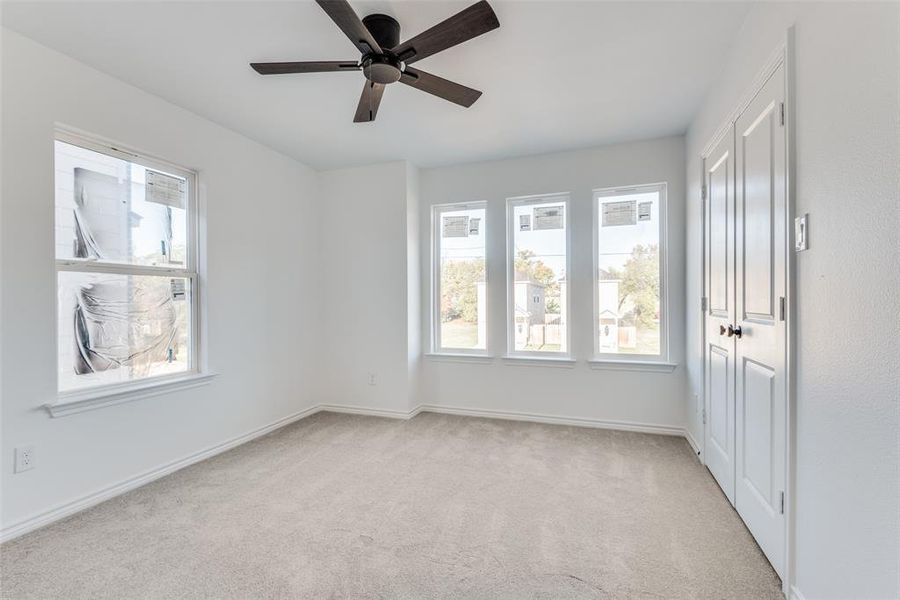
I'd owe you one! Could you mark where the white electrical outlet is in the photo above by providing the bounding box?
[368,373,376,386]
[14,446,35,473]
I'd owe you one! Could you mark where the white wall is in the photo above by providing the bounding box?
[405,164,422,409]
[1,30,320,534]
[8,8,897,596]
[418,137,688,431]
[316,161,420,414]
[684,4,900,598]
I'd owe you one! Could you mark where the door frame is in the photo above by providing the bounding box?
[698,28,796,596]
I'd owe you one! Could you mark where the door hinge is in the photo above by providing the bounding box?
[701,296,708,313]
[701,407,707,425]
[701,184,707,201]
[779,102,785,126]
[779,491,785,514]
[779,296,786,321]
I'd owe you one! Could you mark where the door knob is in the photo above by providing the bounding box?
[719,324,727,336]
[726,324,743,339]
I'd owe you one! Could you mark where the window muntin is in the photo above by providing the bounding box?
[55,134,198,394]
[507,195,570,355]
[433,203,487,353]
[594,184,666,359]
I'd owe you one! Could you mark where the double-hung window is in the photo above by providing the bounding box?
[432,202,487,354]
[594,183,667,360]
[507,194,571,356]
[54,131,200,396]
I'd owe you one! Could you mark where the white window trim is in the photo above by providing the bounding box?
[592,182,670,364]
[424,352,495,364]
[506,193,572,359]
[502,355,576,368]
[51,127,208,409]
[431,201,489,356]
[45,372,216,418]
[587,359,677,373]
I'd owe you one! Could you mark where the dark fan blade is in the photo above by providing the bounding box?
[391,0,499,65]
[354,81,385,122]
[315,0,382,55]
[400,67,482,108]
[251,61,360,75]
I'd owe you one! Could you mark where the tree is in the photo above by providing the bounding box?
[607,244,659,328]
[515,249,556,287]
[440,259,484,323]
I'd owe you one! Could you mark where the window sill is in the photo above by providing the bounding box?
[588,359,677,373]
[46,372,217,418]
[502,355,576,368]
[425,353,494,364]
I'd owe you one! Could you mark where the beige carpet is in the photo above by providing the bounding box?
[1,412,782,599]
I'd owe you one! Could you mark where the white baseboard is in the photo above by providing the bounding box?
[419,403,685,436]
[0,404,321,544]
[317,403,421,420]
[2,401,689,544]
[789,585,806,600]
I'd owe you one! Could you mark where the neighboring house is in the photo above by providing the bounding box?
[598,271,637,350]
[514,278,545,347]
[598,278,620,352]
[477,276,565,349]
[598,310,619,352]
[474,279,541,348]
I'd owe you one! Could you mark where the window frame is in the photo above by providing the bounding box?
[505,193,573,359]
[431,201,489,356]
[53,128,203,402]
[592,182,669,364]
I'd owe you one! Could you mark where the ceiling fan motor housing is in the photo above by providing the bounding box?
[361,14,402,84]
[362,14,401,49]
[362,54,402,84]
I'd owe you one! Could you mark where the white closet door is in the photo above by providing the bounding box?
[733,63,787,577]
[704,131,736,504]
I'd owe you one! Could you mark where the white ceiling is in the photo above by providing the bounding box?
[2,1,749,170]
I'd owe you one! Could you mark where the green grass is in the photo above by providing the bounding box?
[616,325,661,355]
[440,319,480,349]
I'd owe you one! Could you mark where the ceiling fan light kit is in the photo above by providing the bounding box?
[250,0,500,122]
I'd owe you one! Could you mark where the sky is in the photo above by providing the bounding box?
[438,190,661,279]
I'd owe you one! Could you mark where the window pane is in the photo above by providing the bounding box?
[58,272,192,392]
[437,207,486,350]
[596,189,661,355]
[55,140,188,267]
[511,199,567,353]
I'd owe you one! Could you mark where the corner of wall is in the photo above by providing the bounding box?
[405,162,422,412]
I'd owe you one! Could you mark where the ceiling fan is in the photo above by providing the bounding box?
[250,0,500,122]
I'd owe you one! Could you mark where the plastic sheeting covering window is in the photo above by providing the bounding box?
[54,140,194,393]
[55,143,188,267]
[58,273,191,392]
